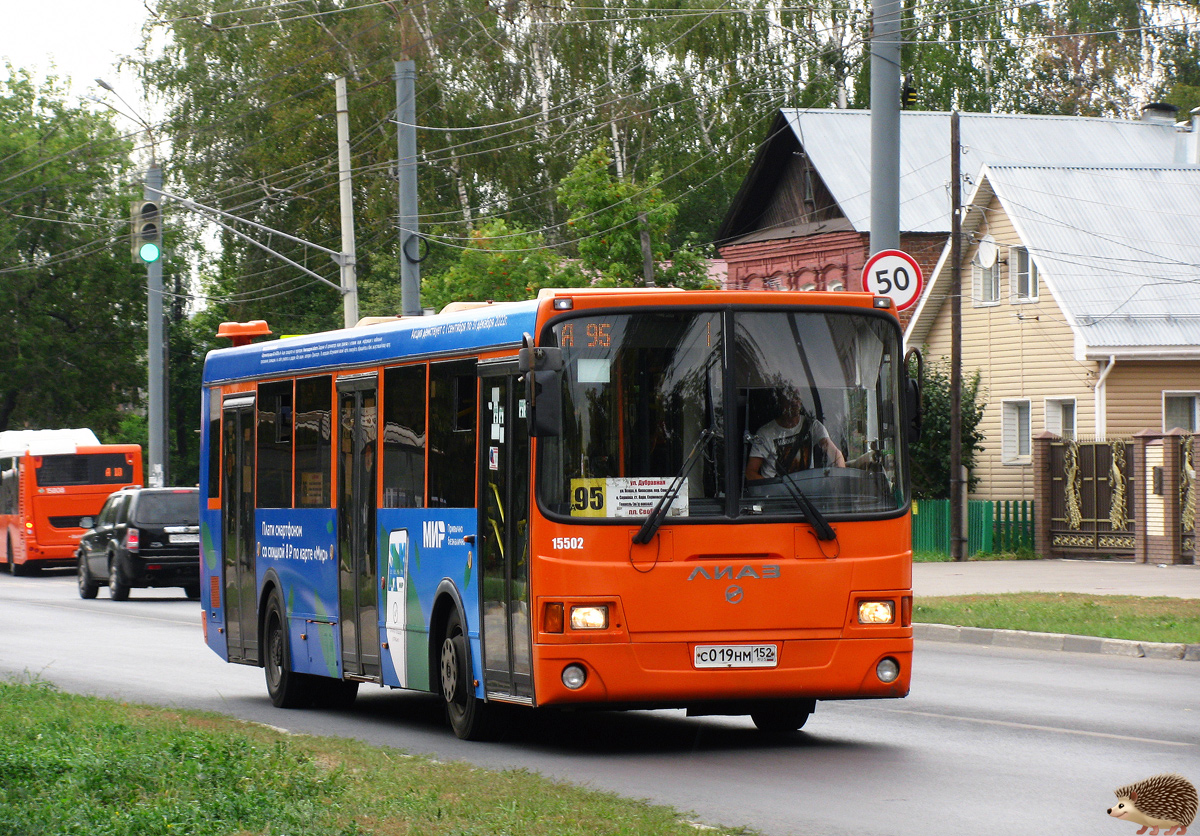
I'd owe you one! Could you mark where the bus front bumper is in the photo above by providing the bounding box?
[531,635,912,708]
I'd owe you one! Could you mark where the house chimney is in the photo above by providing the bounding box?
[1141,102,1179,123]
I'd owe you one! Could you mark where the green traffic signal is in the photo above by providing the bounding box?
[131,199,162,264]
[139,240,162,263]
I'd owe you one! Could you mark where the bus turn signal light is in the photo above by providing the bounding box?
[857,600,895,624]
[544,602,564,633]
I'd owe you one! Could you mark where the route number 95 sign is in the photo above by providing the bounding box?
[862,249,924,311]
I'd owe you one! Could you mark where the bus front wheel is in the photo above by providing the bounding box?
[750,699,815,734]
[439,609,496,740]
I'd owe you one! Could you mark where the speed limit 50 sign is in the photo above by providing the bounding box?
[862,249,924,311]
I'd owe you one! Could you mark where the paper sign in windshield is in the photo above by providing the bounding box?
[569,477,688,518]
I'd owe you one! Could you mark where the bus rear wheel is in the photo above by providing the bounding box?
[750,700,815,734]
[439,609,496,740]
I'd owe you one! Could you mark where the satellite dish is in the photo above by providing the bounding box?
[977,235,997,268]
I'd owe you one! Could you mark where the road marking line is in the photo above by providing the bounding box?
[875,707,1194,747]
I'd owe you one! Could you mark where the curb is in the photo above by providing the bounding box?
[914,623,1200,662]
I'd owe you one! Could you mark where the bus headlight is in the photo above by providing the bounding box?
[570,605,608,630]
[858,600,895,624]
[876,657,901,683]
[562,664,587,690]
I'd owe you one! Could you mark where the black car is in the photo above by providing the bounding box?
[77,487,201,600]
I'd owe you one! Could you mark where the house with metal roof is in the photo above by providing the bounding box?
[904,164,1200,502]
[716,107,1194,301]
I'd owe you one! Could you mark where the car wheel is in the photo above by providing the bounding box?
[77,553,99,599]
[108,555,130,601]
[264,592,315,708]
[439,608,497,740]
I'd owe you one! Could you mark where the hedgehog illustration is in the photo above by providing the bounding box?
[1108,774,1198,835]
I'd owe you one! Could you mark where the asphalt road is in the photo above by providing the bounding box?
[1,571,1196,836]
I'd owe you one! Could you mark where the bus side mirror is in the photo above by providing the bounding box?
[526,370,562,437]
[518,342,563,373]
[904,348,923,443]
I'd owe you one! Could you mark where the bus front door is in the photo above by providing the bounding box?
[337,376,381,680]
[221,396,258,664]
[479,369,533,701]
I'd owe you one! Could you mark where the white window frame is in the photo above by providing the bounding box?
[1013,246,1039,302]
[973,259,1000,306]
[1045,397,1076,440]
[1002,399,1032,464]
[1163,392,1200,432]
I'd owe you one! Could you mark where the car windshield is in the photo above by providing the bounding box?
[537,308,906,521]
[135,492,199,525]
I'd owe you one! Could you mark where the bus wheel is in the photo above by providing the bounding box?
[77,554,99,599]
[439,609,495,740]
[750,700,814,734]
[264,594,313,708]
[108,556,130,601]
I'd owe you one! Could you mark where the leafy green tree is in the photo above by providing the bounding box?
[909,356,986,500]
[418,219,587,311]
[0,70,144,435]
[557,145,713,288]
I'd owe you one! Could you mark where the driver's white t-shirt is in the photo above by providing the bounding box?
[748,418,831,478]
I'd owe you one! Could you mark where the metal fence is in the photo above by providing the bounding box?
[912,499,1034,557]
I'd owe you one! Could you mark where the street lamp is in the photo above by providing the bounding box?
[95,78,168,488]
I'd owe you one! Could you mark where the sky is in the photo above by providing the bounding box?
[4,0,153,103]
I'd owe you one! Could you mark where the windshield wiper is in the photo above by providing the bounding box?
[633,428,713,545]
[777,476,836,541]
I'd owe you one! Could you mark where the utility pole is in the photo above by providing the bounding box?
[145,164,166,487]
[335,77,359,328]
[395,61,422,317]
[950,111,966,561]
[869,0,902,256]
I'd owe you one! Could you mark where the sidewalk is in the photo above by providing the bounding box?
[911,559,1200,661]
[913,558,1200,599]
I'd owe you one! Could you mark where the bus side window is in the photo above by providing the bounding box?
[429,361,476,508]
[382,364,426,508]
[294,375,333,508]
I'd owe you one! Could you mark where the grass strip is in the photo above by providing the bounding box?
[0,677,753,836]
[915,592,1200,644]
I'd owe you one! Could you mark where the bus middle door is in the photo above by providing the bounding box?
[337,375,381,681]
[478,366,533,702]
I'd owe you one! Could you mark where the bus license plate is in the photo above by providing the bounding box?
[169,533,199,544]
[693,644,778,669]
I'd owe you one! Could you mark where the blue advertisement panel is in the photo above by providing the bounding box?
[203,301,538,384]
[377,508,479,695]
[256,507,340,678]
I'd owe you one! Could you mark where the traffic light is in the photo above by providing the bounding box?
[131,199,162,264]
[901,75,918,109]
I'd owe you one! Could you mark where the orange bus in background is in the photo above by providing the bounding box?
[0,429,142,575]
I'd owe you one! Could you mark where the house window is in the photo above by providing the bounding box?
[1002,400,1032,463]
[973,259,1000,305]
[1045,398,1076,440]
[1014,247,1038,301]
[1164,393,1200,432]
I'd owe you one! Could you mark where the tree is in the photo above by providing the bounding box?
[0,70,145,435]
[909,356,986,500]
[557,145,714,288]
[417,219,587,312]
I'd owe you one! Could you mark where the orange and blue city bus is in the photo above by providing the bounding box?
[0,429,142,575]
[199,289,920,738]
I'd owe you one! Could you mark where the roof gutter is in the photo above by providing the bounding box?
[1094,356,1117,440]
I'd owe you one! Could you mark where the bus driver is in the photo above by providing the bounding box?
[745,389,846,481]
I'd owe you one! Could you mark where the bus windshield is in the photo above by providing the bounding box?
[539,308,906,521]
